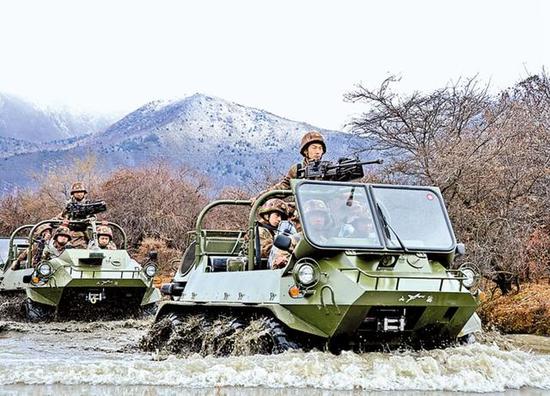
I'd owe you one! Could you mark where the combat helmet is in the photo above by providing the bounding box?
[96,225,113,240]
[53,225,72,241]
[35,223,53,237]
[70,182,87,195]
[258,199,289,222]
[300,131,326,157]
[302,199,331,225]
[342,200,367,220]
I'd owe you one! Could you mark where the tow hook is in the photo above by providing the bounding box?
[86,290,106,304]
[379,316,406,332]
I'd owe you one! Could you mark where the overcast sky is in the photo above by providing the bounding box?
[0,0,548,130]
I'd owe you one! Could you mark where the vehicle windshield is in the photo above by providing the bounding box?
[295,182,456,251]
[371,185,455,251]
[296,183,383,249]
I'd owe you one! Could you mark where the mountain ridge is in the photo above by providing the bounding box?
[0,93,368,194]
[0,92,114,143]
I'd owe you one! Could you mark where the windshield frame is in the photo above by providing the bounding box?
[369,183,457,252]
[294,180,457,253]
[295,180,384,251]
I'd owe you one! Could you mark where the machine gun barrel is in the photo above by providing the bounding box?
[325,158,383,170]
[298,156,383,182]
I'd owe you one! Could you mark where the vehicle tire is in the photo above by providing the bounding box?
[25,298,55,322]
[263,317,300,353]
[141,303,158,317]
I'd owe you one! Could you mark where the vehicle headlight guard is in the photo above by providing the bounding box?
[459,263,480,290]
[37,263,52,277]
[292,258,320,288]
[144,264,157,278]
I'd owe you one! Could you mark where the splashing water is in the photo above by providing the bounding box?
[0,319,549,394]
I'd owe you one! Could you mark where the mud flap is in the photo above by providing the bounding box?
[140,286,162,306]
[458,313,482,337]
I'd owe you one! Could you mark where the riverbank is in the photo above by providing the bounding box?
[478,282,550,336]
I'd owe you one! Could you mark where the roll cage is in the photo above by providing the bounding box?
[193,180,458,273]
[5,219,128,269]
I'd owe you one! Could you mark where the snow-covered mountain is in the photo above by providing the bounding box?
[0,94,369,193]
[0,93,113,144]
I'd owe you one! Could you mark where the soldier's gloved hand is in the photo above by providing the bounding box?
[272,256,288,269]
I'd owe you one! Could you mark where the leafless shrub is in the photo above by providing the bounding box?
[202,187,251,231]
[0,160,211,252]
[99,163,209,250]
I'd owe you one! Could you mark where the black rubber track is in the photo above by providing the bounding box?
[25,298,55,322]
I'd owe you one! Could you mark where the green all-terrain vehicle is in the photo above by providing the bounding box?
[0,219,161,321]
[154,175,481,353]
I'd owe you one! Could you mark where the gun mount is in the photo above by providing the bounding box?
[297,157,383,182]
[65,200,107,220]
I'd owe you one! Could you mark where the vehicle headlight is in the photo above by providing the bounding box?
[298,265,315,284]
[38,263,52,277]
[459,264,480,289]
[144,264,157,278]
[293,258,320,288]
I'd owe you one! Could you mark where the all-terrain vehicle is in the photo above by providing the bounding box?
[0,218,161,320]
[152,172,481,353]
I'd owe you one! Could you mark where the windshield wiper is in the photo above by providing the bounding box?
[346,187,356,207]
[375,202,408,252]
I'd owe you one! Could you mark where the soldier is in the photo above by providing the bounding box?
[301,199,333,243]
[60,181,89,214]
[253,131,327,200]
[11,223,53,270]
[42,224,72,260]
[94,225,117,250]
[337,200,377,241]
[271,130,326,191]
[271,199,332,269]
[257,199,288,259]
[58,181,90,248]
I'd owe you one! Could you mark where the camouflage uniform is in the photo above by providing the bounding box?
[265,131,327,192]
[12,224,53,270]
[257,199,288,258]
[58,182,90,249]
[258,226,277,258]
[42,226,72,260]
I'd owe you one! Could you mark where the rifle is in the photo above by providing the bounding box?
[65,200,107,220]
[297,157,383,182]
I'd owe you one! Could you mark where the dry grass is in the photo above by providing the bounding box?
[479,281,550,335]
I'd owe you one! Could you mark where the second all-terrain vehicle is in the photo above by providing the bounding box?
[0,218,161,321]
[150,167,482,354]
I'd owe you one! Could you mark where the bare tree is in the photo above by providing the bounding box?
[346,73,550,290]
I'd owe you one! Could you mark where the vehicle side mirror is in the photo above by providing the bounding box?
[274,234,292,251]
[148,250,158,262]
[455,243,465,257]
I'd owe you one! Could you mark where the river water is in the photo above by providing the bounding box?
[0,319,549,395]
